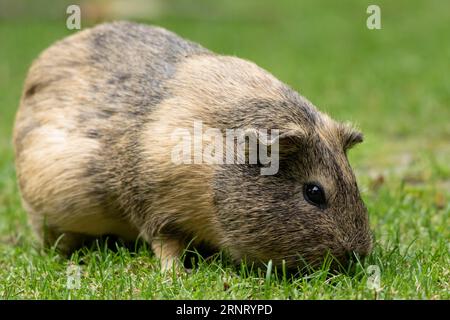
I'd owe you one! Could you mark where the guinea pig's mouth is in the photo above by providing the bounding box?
[278,250,368,276]
[329,252,367,274]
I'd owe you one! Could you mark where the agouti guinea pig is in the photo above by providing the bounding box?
[13,21,372,271]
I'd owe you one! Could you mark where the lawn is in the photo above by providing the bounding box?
[0,0,448,299]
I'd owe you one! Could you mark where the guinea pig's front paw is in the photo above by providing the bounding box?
[151,236,184,273]
[159,255,184,273]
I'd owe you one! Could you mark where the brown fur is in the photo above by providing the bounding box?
[13,22,372,271]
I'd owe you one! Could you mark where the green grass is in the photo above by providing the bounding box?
[0,0,449,299]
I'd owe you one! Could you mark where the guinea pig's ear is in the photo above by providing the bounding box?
[340,123,364,151]
[242,127,306,160]
[271,128,307,156]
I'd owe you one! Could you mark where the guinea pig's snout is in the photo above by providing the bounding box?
[332,235,372,269]
[338,228,373,267]
[335,242,371,270]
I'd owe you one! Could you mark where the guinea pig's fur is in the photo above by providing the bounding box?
[13,21,372,271]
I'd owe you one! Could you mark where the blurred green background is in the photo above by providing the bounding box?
[0,0,448,299]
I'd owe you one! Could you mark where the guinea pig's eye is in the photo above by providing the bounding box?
[303,183,326,209]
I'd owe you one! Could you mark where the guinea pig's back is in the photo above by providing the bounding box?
[15,21,209,154]
[13,22,209,242]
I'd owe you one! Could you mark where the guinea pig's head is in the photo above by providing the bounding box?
[213,112,373,272]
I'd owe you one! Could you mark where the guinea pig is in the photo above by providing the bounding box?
[13,21,372,272]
